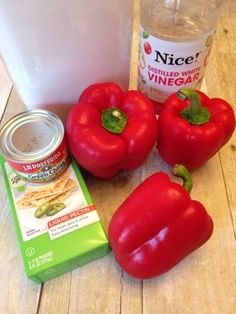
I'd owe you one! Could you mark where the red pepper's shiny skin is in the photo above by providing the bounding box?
[108,171,213,279]
[157,90,235,170]
[66,83,158,179]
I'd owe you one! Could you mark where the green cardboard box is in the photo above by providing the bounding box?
[0,155,110,283]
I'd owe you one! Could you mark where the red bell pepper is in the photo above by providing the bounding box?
[157,88,235,170]
[66,82,158,179]
[108,165,213,279]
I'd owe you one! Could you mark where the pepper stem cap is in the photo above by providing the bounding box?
[172,164,193,193]
[177,88,211,125]
[101,108,127,134]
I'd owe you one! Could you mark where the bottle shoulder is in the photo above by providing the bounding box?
[140,0,221,41]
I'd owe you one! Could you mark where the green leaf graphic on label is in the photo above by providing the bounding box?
[143,31,149,39]
[206,35,214,47]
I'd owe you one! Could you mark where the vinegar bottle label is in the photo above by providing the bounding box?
[138,26,215,104]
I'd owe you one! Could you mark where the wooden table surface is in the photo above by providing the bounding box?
[1,1,236,313]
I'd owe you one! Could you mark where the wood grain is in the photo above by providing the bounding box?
[0,61,12,120]
[0,0,236,313]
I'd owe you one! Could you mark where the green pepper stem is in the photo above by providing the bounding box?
[177,88,211,125]
[101,108,127,134]
[172,164,193,193]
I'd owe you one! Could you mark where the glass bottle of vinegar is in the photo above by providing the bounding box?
[138,0,223,113]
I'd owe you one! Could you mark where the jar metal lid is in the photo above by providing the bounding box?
[0,109,64,163]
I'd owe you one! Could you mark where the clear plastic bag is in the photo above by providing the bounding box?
[0,0,133,119]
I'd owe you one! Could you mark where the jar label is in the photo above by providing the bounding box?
[7,139,70,183]
[138,26,215,103]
